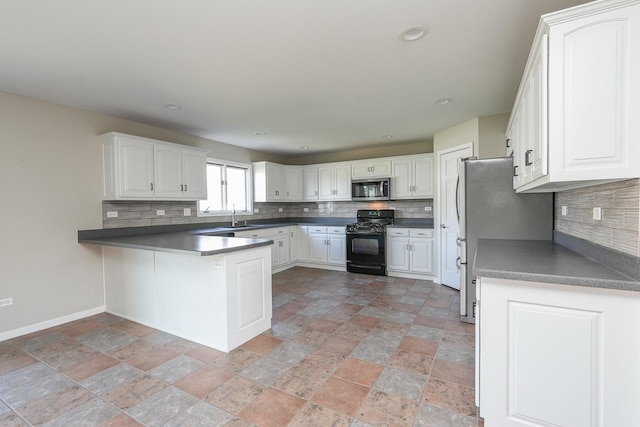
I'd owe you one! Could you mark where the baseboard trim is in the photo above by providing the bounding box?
[388,271,435,281]
[0,306,105,342]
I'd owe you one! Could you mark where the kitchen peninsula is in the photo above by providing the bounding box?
[78,229,273,352]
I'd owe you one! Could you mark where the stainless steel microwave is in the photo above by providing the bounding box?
[351,178,390,201]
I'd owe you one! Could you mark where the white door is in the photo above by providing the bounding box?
[309,234,328,263]
[285,166,303,201]
[154,144,182,199]
[410,238,433,274]
[437,143,473,289]
[333,164,351,200]
[182,149,207,200]
[387,235,410,271]
[327,234,346,265]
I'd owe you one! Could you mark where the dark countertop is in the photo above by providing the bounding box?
[473,239,640,292]
[78,217,433,256]
[387,224,435,230]
[79,232,273,256]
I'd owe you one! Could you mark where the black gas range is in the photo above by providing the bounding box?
[346,209,395,275]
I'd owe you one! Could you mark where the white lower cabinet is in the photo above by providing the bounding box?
[239,224,347,272]
[387,228,434,278]
[296,226,309,262]
[478,277,640,426]
[270,227,291,270]
[235,227,293,272]
[303,225,347,269]
[103,245,272,352]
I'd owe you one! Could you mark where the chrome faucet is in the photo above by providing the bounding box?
[231,205,236,227]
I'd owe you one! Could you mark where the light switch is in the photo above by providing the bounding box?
[561,206,567,216]
[183,208,191,217]
[107,211,118,218]
[593,207,602,221]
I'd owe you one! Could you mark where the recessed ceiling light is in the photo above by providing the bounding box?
[300,146,310,149]
[381,135,394,139]
[254,131,265,136]
[164,104,182,110]
[399,25,428,41]
[435,98,453,105]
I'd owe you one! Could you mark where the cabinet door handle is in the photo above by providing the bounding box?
[180,184,184,191]
[513,166,519,177]
[506,138,511,148]
[525,150,533,166]
[184,184,187,192]
[150,183,153,191]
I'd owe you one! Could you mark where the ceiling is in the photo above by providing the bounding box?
[0,0,590,155]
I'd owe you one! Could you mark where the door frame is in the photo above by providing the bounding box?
[434,142,474,285]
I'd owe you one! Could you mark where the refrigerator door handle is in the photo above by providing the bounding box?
[455,176,460,222]
[457,158,468,240]
[460,263,467,316]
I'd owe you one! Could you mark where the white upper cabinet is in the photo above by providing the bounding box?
[102,132,207,200]
[318,162,351,200]
[112,137,155,199]
[285,166,303,201]
[303,166,319,201]
[351,158,392,179]
[253,161,286,202]
[390,154,434,199]
[154,144,207,200]
[254,162,314,202]
[510,0,640,193]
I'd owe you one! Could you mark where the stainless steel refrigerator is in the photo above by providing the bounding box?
[458,157,553,323]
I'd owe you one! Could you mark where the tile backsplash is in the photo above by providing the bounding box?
[555,179,640,257]
[102,200,433,229]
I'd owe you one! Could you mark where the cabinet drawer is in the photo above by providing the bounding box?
[308,226,327,234]
[387,228,410,237]
[327,226,345,234]
[235,229,270,238]
[410,229,433,238]
[269,227,288,236]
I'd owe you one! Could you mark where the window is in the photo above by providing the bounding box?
[198,159,252,216]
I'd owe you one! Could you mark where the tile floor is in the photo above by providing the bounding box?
[0,267,482,426]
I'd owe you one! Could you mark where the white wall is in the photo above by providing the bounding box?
[478,113,509,159]
[0,91,278,338]
[433,113,509,159]
[433,117,480,156]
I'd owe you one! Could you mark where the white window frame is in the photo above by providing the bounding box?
[197,158,253,217]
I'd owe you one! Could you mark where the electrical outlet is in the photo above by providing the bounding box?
[254,208,259,213]
[561,206,568,216]
[107,211,118,218]
[278,208,283,212]
[0,297,13,307]
[157,210,165,216]
[303,207,309,212]
[424,206,432,212]
[593,207,602,221]
[183,208,191,217]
